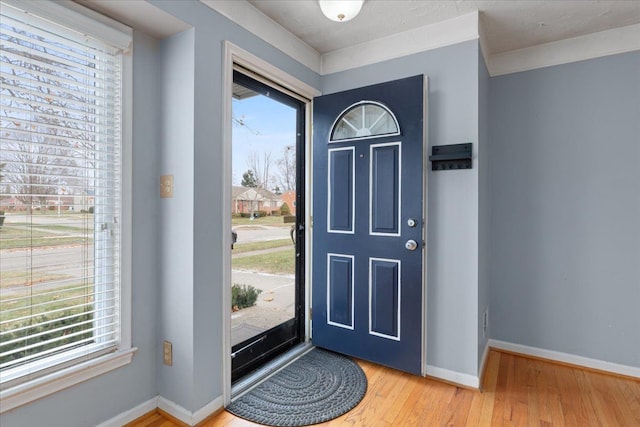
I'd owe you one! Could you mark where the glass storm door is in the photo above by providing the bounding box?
[231,70,305,382]
[312,75,424,375]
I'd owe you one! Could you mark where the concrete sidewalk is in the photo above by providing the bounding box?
[230,269,295,346]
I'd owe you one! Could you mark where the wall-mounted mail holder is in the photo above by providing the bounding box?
[429,143,472,171]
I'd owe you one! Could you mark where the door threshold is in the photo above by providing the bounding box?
[231,342,314,400]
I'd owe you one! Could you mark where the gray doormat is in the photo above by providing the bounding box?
[227,348,367,426]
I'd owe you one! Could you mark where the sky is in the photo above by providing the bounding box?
[232,93,297,188]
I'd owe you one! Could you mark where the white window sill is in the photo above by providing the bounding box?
[0,347,137,414]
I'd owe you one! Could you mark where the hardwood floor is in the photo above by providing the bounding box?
[129,350,640,427]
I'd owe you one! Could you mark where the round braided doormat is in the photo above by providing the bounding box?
[227,348,367,426]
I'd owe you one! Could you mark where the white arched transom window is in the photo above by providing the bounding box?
[330,101,400,142]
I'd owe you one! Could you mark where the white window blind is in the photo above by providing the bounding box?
[0,1,126,387]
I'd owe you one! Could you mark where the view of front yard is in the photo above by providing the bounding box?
[231,238,291,254]
[0,222,91,250]
[0,212,99,364]
[232,215,288,227]
[0,212,97,366]
[233,247,295,275]
[230,215,297,346]
[0,212,297,352]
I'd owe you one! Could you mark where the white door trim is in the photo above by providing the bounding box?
[421,75,429,376]
[221,41,319,406]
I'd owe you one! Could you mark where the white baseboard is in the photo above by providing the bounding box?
[192,396,224,424]
[158,395,223,426]
[96,397,158,427]
[489,339,640,379]
[98,395,223,427]
[426,365,480,389]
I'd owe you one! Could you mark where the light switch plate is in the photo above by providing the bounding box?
[160,175,173,198]
[163,340,172,366]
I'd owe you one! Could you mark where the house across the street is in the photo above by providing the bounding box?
[231,186,282,215]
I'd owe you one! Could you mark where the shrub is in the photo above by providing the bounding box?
[280,203,291,216]
[0,211,4,227]
[255,210,267,218]
[0,311,94,365]
[231,283,262,310]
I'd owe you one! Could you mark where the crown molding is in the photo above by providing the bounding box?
[201,1,638,77]
[488,23,640,76]
[478,13,491,74]
[321,12,479,75]
[200,0,321,74]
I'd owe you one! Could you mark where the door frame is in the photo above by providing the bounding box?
[221,41,319,405]
[421,76,429,376]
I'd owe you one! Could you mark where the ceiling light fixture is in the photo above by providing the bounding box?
[319,0,364,23]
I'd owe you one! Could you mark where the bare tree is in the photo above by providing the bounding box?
[3,140,70,212]
[1,25,99,213]
[246,151,274,189]
[276,147,296,192]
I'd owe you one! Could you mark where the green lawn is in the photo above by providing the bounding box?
[232,216,290,227]
[232,247,295,275]
[232,238,292,254]
[0,282,95,366]
[0,270,74,289]
[0,225,90,249]
[7,223,91,232]
[0,282,94,326]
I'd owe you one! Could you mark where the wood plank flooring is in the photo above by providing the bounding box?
[129,350,640,427]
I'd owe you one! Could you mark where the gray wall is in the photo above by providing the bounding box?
[2,31,162,427]
[322,40,482,378]
[478,45,491,368]
[158,28,197,408]
[490,51,640,368]
[148,0,321,413]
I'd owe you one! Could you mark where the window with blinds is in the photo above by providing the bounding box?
[0,1,127,387]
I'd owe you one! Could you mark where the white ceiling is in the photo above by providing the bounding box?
[247,0,640,55]
[74,0,640,75]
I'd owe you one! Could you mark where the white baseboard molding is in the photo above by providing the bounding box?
[489,339,640,379]
[99,395,223,427]
[426,365,480,389]
[158,395,223,426]
[96,397,159,427]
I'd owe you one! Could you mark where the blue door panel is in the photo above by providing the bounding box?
[371,144,400,234]
[370,259,400,339]
[313,75,424,376]
[328,255,354,328]
[328,148,354,232]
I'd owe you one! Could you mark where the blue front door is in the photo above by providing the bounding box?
[312,76,424,375]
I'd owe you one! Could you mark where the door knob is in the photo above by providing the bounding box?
[405,240,418,251]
